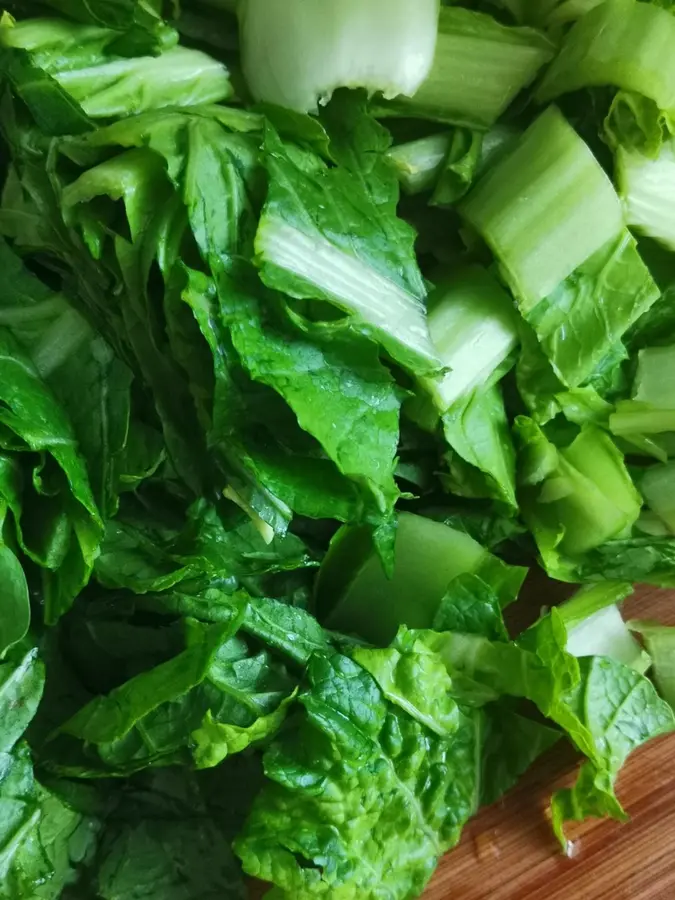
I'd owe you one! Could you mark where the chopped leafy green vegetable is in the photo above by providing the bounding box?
[617,140,675,250]
[254,99,440,374]
[537,0,675,122]
[0,16,232,118]
[462,106,659,388]
[317,511,526,644]
[420,266,519,412]
[239,0,440,113]
[235,652,484,900]
[384,7,555,129]
[560,582,651,673]
[516,417,642,564]
[1,3,675,897]
[629,620,675,709]
[421,603,674,848]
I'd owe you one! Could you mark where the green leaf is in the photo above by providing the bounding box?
[1,16,231,119]
[353,628,460,737]
[94,518,198,594]
[0,43,93,136]
[0,330,103,623]
[426,607,674,844]
[2,774,102,900]
[58,622,234,745]
[36,0,177,55]
[0,545,30,660]
[550,656,674,847]
[94,819,246,900]
[524,231,659,389]
[0,650,89,900]
[56,47,231,119]
[537,0,675,118]
[242,596,331,666]
[95,498,313,595]
[433,506,527,550]
[55,617,297,774]
[147,587,331,666]
[217,266,402,518]
[236,653,483,899]
[192,693,296,769]
[481,704,560,807]
[0,648,45,754]
[442,383,518,510]
[0,237,135,518]
[561,534,675,587]
[433,573,509,641]
[254,96,440,374]
[515,418,642,559]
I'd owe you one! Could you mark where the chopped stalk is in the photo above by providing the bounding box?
[537,0,675,111]
[635,345,675,408]
[629,621,675,709]
[462,106,623,309]
[617,141,675,250]
[640,463,675,534]
[386,133,452,195]
[386,7,555,128]
[239,0,440,113]
[317,512,525,645]
[560,583,651,673]
[420,266,519,412]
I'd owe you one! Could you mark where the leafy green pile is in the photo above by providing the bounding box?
[2,1,675,899]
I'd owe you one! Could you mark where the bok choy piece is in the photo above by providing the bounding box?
[441,383,518,510]
[611,345,675,438]
[387,124,518,203]
[537,0,675,153]
[385,7,555,129]
[0,15,232,117]
[629,621,675,710]
[254,96,440,374]
[515,417,642,564]
[537,0,675,109]
[238,0,440,113]
[415,267,520,508]
[316,512,526,644]
[386,133,453,196]
[560,582,651,673]
[462,106,659,388]
[415,593,673,850]
[421,266,520,413]
[617,140,675,250]
[640,462,675,534]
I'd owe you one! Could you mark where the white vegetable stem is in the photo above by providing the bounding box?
[239,0,439,113]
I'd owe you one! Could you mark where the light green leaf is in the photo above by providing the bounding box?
[236,653,483,899]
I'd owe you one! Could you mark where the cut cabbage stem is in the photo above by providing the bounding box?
[238,0,440,113]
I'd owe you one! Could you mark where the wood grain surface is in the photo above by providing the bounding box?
[249,579,675,900]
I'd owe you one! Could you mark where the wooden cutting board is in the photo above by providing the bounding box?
[426,580,675,900]
[249,579,675,900]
